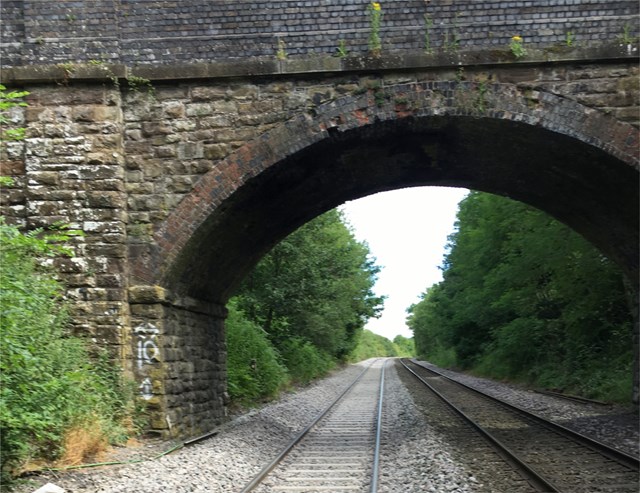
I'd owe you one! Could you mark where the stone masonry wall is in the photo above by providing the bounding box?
[1,55,637,436]
[1,84,130,358]
[122,60,638,245]
[1,0,638,66]
[128,286,227,437]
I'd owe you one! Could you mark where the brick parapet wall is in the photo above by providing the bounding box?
[1,0,637,66]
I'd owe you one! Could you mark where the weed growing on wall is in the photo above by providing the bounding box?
[565,31,575,47]
[126,75,154,96]
[0,84,29,141]
[367,2,383,57]
[509,35,527,59]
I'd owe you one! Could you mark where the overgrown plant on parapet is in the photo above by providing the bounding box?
[509,35,527,59]
[442,12,461,53]
[618,23,637,44]
[368,2,382,57]
[335,39,349,57]
[565,31,575,47]
[276,38,287,60]
[423,14,434,54]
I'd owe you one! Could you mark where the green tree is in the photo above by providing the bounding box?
[409,192,633,401]
[234,209,384,363]
[392,334,415,357]
[407,284,457,367]
[348,329,398,361]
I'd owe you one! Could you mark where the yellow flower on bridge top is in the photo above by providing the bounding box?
[372,2,381,11]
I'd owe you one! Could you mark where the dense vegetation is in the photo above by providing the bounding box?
[407,192,634,402]
[348,331,414,362]
[0,219,139,484]
[1,88,140,486]
[226,209,395,404]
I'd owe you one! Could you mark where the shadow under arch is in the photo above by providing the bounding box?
[150,82,638,304]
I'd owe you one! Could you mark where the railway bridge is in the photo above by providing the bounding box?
[1,0,638,437]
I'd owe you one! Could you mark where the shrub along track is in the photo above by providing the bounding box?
[400,359,639,493]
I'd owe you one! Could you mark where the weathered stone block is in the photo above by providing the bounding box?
[0,160,25,175]
[130,303,165,320]
[129,285,167,304]
[190,86,228,101]
[86,191,125,209]
[162,101,185,119]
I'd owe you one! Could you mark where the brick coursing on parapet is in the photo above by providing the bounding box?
[1,0,638,66]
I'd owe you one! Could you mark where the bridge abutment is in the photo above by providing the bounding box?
[129,286,228,437]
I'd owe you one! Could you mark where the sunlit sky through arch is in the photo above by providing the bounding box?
[340,186,469,341]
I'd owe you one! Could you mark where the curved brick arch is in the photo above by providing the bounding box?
[149,80,639,303]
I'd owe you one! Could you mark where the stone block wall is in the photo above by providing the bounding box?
[1,55,637,435]
[1,0,637,66]
[129,286,227,437]
[121,60,639,246]
[1,84,129,355]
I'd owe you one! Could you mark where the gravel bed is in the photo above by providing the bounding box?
[12,357,638,493]
[413,359,639,458]
[378,361,478,492]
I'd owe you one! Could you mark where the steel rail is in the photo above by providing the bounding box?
[533,389,610,406]
[400,358,560,492]
[239,359,380,493]
[370,359,386,493]
[408,359,639,470]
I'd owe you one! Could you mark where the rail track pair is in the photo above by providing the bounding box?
[239,358,638,492]
[240,358,386,492]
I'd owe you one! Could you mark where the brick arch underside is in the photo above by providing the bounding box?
[151,83,639,303]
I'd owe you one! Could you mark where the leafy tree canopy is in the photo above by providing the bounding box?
[234,209,384,361]
[407,192,633,401]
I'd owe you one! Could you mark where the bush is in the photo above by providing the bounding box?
[280,338,335,385]
[225,302,289,404]
[348,330,395,362]
[0,219,135,483]
[421,346,459,369]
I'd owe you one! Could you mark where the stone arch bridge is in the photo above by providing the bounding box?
[1,0,638,437]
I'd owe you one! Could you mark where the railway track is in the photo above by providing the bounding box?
[240,359,387,493]
[400,358,639,492]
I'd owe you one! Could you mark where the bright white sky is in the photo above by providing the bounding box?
[340,186,469,341]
